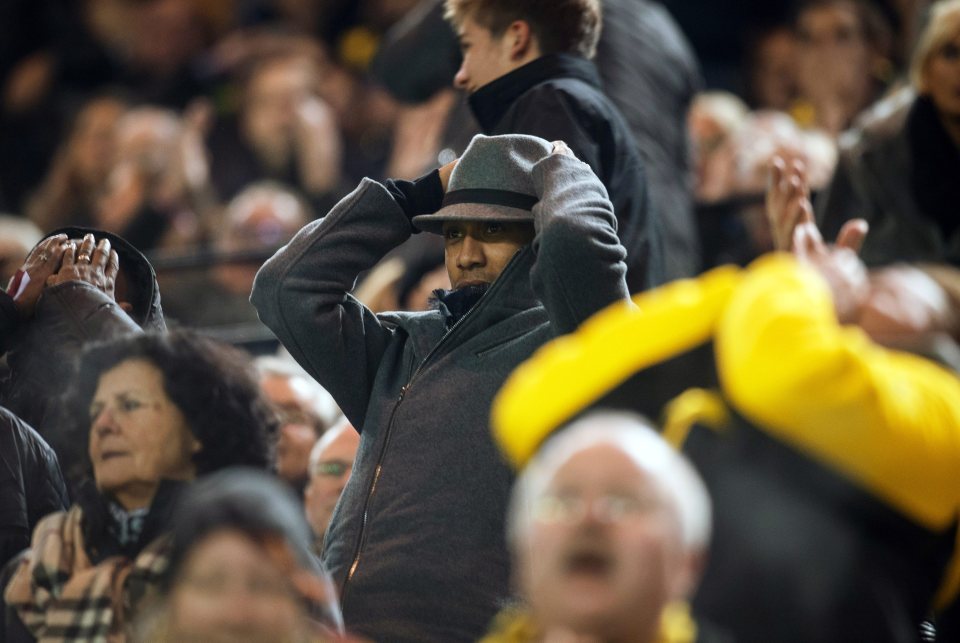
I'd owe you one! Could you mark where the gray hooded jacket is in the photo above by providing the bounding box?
[251,153,629,642]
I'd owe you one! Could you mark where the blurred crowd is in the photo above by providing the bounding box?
[0,0,959,641]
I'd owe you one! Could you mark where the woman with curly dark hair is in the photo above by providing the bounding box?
[2,329,276,643]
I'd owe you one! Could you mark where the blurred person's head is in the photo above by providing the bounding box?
[688,92,749,202]
[147,468,343,642]
[112,107,181,176]
[109,107,181,195]
[241,53,325,170]
[0,216,43,285]
[911,0,960,121]
[63,96,127,190]
[66,330,274,510]
[218,182,312,252]
[445,0,601,92]
[748,26,800,111]
[794,0,893,131]
[508,411,711,642]
[255,355,341,492]
[214,182,313,295]
[130,0,208,77]
[304,418,359,540]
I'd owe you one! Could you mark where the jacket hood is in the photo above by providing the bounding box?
[43,226,165,330]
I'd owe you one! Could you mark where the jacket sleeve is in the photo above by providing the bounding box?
[251,179,415,427]
[716,253,960,532]
[0,408,68,570]
[0,292,19,354]
[528,153,631,335]
[31,282,141,345]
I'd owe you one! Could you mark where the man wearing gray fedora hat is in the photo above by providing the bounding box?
[252,132,630,642]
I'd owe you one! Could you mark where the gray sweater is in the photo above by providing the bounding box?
[251,153,629,642]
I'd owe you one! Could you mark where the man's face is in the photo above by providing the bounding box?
[442,220,534,290]
[260,374,322,486]
[518,445,688,640]
[454,16,517,92]
[304,427,360,537]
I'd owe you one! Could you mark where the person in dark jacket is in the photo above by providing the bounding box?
[0,227,165,478]
[2,330,274,643]
[444,0,666,292]
[0,407,68,570]
[594,0,701,281]
[251,133,630,642]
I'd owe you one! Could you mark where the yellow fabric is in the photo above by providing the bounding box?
[491,265,741,469]
[338,27,380,72]
[662,388,730,448]
[716,254,960,532]
[479,603,696,643]
[492,252,960,607]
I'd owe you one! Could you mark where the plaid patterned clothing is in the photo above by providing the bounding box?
[4,505,170,642]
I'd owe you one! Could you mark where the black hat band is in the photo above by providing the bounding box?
[441,188,539,211]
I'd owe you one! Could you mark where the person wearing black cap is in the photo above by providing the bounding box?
[0,227,165,481]
[252,133,630,642]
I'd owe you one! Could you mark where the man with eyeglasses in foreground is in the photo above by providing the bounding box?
[484,410,711,643]
[304,418,360,552]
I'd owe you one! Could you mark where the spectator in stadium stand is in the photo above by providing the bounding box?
[304,418,360,551]
[482,411,712,643]
[2,330,274,642]
[136,468,343,641]
[444,0,665,291]
[251,133,630,641]
[1,228,165,481]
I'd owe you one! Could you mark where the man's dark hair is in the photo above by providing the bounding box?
[444,0,602,59]
[63,330,275,482]
[792,0,895,58]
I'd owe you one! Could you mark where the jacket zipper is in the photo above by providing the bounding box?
[339,250,527,600]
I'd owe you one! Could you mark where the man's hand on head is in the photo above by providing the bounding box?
[10,233,68,319]
[438,158,459,193]
[46,233,121,302]
[549,140,575,158]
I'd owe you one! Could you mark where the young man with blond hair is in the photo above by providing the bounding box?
[445,0,666,292]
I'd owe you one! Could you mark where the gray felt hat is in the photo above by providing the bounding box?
[412,134,553,234]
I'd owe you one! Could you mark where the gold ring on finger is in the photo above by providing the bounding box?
[77,253,92,263]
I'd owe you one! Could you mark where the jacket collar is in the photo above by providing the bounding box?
[79,478,185,562]
[468,53,602,132]
[391,246,542,361]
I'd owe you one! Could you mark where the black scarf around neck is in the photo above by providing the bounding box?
[433,284,491,328]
